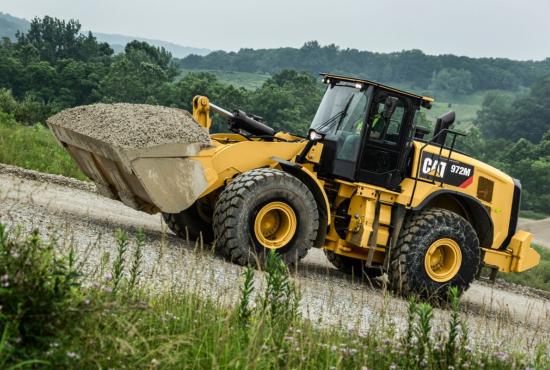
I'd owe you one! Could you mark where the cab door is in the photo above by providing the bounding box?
[355,90,416,190]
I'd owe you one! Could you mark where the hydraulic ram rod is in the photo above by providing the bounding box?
[209,102,235,119]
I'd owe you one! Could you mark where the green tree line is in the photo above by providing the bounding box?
[181,40,550,93]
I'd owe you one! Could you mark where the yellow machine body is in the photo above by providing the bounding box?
[49,79,539,281]
[188,96,539,275]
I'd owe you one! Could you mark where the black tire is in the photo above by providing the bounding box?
[213,168,319,266]
[389,208,480,301]
[324,250,382,278]
[162,203,213,243]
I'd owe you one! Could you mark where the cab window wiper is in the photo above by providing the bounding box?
[315,95,355,133]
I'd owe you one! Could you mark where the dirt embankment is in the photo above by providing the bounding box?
[1,164,549,352]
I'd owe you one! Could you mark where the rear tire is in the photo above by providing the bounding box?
[162,203,213,243]
[213,168,319,266]
[389,208,480,301]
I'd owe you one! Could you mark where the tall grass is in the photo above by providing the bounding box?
[0,112,86,180]
[1,224,548,369]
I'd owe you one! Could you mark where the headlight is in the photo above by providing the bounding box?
[308,130,325,141]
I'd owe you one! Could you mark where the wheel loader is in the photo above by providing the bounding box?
[48,73,540,300]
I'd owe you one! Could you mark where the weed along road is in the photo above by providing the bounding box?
[1,163,549,351]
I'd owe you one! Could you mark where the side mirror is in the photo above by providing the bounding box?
[382,96,399,120]
[432,111,456,145]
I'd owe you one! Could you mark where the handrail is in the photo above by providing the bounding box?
[407,129,466,207]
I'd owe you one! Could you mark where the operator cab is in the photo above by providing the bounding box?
[310,74,433,191]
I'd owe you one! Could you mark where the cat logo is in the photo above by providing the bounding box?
[419,152,475,188]
[422,157,447,178]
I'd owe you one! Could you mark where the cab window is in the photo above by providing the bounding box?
[367,96,406,144]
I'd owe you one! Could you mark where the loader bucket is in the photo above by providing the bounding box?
[47,103,212,214]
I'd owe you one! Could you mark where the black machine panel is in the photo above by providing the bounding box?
[418,151,475,189]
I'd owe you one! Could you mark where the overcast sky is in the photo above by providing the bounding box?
[3,0,550,60]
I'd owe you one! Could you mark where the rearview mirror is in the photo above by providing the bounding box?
[382,97,399,120]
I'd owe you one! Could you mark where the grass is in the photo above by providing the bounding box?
[0,112,86,180]
[498,244,550,291]
[519,210,549,220]
[179,69,271,90]
[1,225,548,369]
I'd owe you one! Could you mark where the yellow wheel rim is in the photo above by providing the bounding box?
[253,201,297,249]
[424,238,462,282]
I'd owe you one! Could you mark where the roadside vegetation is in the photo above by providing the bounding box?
[1,224,548,369]
[0,111,85,180]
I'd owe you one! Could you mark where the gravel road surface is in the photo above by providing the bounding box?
[1,164,549,353]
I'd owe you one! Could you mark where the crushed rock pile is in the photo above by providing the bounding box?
[47,103,211,149]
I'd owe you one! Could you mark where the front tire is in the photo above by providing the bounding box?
[213,168,319,266]
[389,208,480,301]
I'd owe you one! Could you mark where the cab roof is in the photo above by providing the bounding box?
[321,73,434,109]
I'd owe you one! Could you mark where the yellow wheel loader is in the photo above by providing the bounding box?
[48,73,540,300]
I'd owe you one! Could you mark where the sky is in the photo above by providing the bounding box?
[2,0,550,60]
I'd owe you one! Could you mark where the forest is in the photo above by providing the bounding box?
[1,16,550,214]
[180,40,550,94]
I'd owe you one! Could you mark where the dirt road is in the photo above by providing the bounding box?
[518,217,550,249]
[1,164,549,352]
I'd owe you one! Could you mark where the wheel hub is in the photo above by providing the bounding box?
[254,201,297,249]
[424,238,462,282]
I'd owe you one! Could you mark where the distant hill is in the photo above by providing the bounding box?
[0,12,210,58]
[0,12,30,39]
[92,32,210,57]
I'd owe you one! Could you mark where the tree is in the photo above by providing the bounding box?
[16,16,112,63]
[429,68,474,95]
[476,76,550,143]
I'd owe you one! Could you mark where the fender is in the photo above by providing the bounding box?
[271,157,331,227]
[413,189,494,248]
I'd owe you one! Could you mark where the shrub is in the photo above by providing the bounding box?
[0,224,83,348]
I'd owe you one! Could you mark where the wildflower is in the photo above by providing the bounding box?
[104,273,113,281]
[361,367,369,370]
[420,359,428,368]
[494,351,509,361]
[340,347,358,356]
[50,342,60,348]
[448,366,455,370]
[151,358,159,366]
[67,351,79,359]
[389,364,397,370]
[331,345,338,351]
[0,274,8,282]
[383,338,390,345]
[84,299,91,305]
[103,286,113,293]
